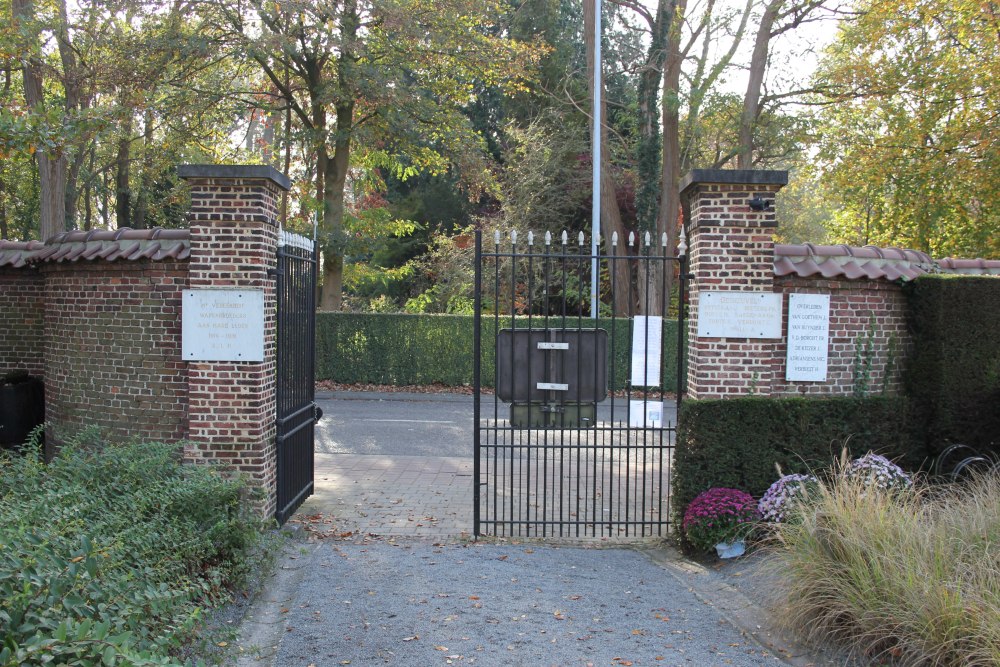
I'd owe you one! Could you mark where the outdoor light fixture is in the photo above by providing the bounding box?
[748,194,773,211]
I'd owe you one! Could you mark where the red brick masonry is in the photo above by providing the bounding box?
[680,170,1000,400]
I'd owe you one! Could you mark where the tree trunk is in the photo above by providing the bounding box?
[654,17,685,316]
[101,167,110,228]
[134,110,154,229]
[317,1,358,312]
[584,0,631,316]
[0,174,8,240]
[37,155,68,241]
[262,110,277,167]
[635,0,671,236]
[635,0,684,317]
[56,0,82,230]
[738,0,780,169]
[83,144,94,230]
[115,120,132,229]
[314,103,353,312]
[65,147,85,229]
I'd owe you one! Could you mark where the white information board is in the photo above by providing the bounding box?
[629,400,664,428]
[182,289,265,362]
[630,315,662,387]
[785,293,831,381]
[696,291,783,339]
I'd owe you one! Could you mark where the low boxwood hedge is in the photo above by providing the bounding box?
[673,396,920,522]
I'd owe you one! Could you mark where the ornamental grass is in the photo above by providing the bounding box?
[773,460,1000,667]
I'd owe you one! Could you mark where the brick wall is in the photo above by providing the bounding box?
[771,277,909,396]
[0,166,291,520]
[0,268,44,377]
[680,169,911,400]
[41,261,188,449]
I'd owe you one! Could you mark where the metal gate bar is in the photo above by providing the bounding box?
[473,230,686,538]
[275,231,317,525]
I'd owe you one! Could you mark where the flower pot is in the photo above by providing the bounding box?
[715,539,746,559]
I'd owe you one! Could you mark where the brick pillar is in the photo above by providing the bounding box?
[679,169,787,399]
[178,164,290,518]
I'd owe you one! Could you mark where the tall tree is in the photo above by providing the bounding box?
[9,0,72,240]
[211,0,540,310]
[817,0,999,257]
[2,0,231,239]
[737,0,827,168]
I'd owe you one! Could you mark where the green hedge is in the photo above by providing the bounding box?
[316,312,685,392]
[904,275,1000,458]
[673,396,919,521]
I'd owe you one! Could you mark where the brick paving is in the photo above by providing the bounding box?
[290,394,674,542]
[295,453,474,538]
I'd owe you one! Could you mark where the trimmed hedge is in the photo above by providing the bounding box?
[904,275,1000,457]
[673,396,919,521]
[317,313,473,386]
[316,312,685,392]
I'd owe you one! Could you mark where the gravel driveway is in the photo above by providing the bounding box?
[233,537,808,667]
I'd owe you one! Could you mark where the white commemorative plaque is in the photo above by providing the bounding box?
[696,291,783,339]
[785,293,831,381]
[182,289,265,362]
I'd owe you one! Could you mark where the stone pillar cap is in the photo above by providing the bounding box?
[679,169,788,196]
[177,164,291,191]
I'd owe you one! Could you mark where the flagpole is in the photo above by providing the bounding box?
[590,0,601,320]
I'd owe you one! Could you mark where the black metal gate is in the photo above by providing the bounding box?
[275,230,318,525]
[473,229,687,538]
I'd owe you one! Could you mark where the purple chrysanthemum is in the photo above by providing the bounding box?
[758,473,818,523]
[682,488,760,553]
[847,453,912,490]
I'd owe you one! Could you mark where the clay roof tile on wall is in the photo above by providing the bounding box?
[937,257,1000,275]
[772,243,965,282]
[0,228,191,268]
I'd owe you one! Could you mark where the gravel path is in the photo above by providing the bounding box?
[238,538,791,667]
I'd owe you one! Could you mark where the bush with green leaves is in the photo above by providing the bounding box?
[0,433,267,665]
[316,312,685,392]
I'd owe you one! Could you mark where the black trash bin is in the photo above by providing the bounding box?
[0,372,45,450]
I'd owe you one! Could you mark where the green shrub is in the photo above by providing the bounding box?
[0,435,267,665]
[904,275,1000,458]
[774,467,1000,666]
[673,396,919,523]
[316,312,686,392]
